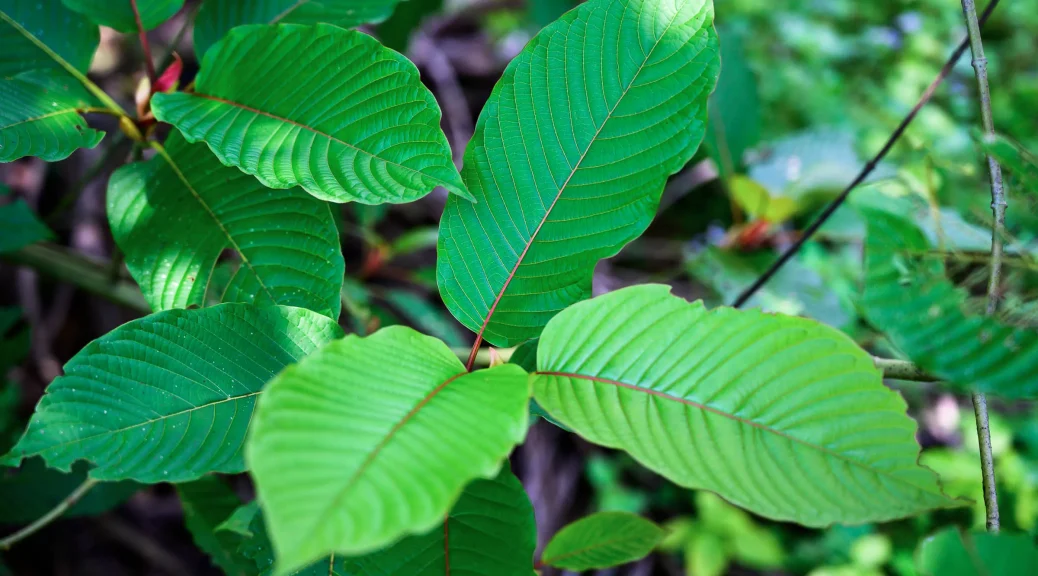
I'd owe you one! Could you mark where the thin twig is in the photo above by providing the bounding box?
[131,0,157,87]
[961,0,1004,534]
[873,357,935,381]
[0,478,99,550]
[732,0,1000,308]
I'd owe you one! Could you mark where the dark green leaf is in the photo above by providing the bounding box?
[178,476,253,575]
[541,511,665,570]
[0,198,54,252]
[0,76,103,161]
[0,458,140,522]
[0,0,98,78]
[62,0,183,33]
[916,527,1038,576]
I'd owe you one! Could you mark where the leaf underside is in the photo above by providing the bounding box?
[436,0,721,347]
[532,284,959,526]
[108,132,344,319]
[2,304,343,483]
[247,326,530,574]
[152,23,467,205]
[861,209,1038,397]
[542,511,666,571]
[62,0,184,33]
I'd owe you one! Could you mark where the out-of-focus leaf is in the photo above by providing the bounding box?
[0,198,53,253]
[541,511,665,570]
[729,175,797,222]
[0,458,140,522]
[388,227,439,258]
[177,476,252,575]
[378,0,442,52]
[217,501,260,538]
[380,288,466,347]
[977,131,1038,193]
[62,0,183,33]
[705,27,760,177]
[916,527,1038,576]
[686,530,728,576]
[850,534,892,569]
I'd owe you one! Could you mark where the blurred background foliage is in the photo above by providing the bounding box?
[1,0,1037,574]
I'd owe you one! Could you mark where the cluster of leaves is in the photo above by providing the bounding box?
[2,0,1038,575]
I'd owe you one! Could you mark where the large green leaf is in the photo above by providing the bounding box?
[1,304,342,483]
[194,0,407,59]
[0,0,98,78]
[916,527,1038,576]
[107,132,343,319]
[152,24,467,205]
[531,284,958,526]
[541,511,665,570]
[247,326,530,573]
[62,0,183,33]
[861,209,1038,397]
[0,76,102,162]
[436,0,720,347]
[0,197,53,252]
[239,468,536,576]
[177,476,254,576]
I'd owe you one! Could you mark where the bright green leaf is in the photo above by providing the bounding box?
[916,528,1038,576]
[861,209,1038,397]
[532,284,959,526]
[2,304,343,483]
[107,132,344,319]
[436,0,720,347]
[194,0,408,59]
[729,175,797,222]
[247,326,530,573]
[541,511,665,570]
[62,0,183,33]
[0,76,103,161]
[0,198,53,252]
[686,530,728,576]
[177,476,253,575]
[152,24,467,205]
[0,0,98,78]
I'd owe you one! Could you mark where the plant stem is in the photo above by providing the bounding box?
[0,478,99,550]
[961,0,1005,533]
[131,0,157,87]
[2,244,150,313]
[732,0,1000,308]
[873,357,934,381]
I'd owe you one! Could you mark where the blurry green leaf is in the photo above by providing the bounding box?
[0,458,140,522]
[532,285,958,526]
[541,511,665,570]
[194,0,409,59]
[217,501,260,538]
[62,0,183,32]
[377,0,442,52]
[2,305,343,483]
[154,24,467,204]
[694,492,784,568]
[686,530,727,576]
[729,175,798,222]
[916,528,1038,576]
[658,518,695,553]
[849,534,892,569]
[437,0,720,347]
[247,326,530,573]
[0,198,52,253]
[706,28,760,177]
[861,209,1038,397]
[177,476,252,575]
[380,288,466,347]
[977,132,1038,193]
[108,132,344,318]
[388,227,439,258]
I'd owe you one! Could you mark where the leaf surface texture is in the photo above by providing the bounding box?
[542,511,665,570]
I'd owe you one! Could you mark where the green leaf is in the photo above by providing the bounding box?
[62,0,183,33]
[380,288,467,347]
[2,304,343,483]
[107,132,344,319]
[0,198,53,252]
[152,24,467,205]
[705,27,759,177]
[217,501,260,537]
[0,457,140,522]
[729,175,797,222]
[861,209,1038,397]
[541,511,665,570]
[436,0,720,347]
[531,284,959,526]
[0,0,98,79]
[916,528,1038,576]
[976,131,1038,193]
[194,0,408,59]
[0,76,103,161]
[247,325,530,573]
[177,476,253,575]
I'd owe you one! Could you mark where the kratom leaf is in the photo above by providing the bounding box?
[436,0,720,347]
[194,0,407,59]
[152,24,467,205]
[0,76,103,162]
[62,0,183,33]
[531,284,959,526]
[861,209,1038,397]
[1,304,342,483]
[247,326,530,573]
[541,511,666,570]
[705,27,759,178]
[916,527,1038,576]
[0,458,140,522]
[217,501,260,537]
[177,476,253,575]
[0,0,98,79]
[107,132,344,319]
[0,198,53,252]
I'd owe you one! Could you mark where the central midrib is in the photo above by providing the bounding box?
[470,12,682,342]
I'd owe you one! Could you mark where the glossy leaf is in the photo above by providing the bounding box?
[62,0,183,33]
[0,197,53,252]
[108,132,343,319]
[247,326,530,573]
[0,0,98,78]
[0,76,103,161]
[861,209,1038,397]
[177,476,253,575]
[152,24,467,205]
[194,0,407,59]
[436,0,720,347]
[1,305,343,483]
[532,284,959,526]
[916,527,1038,576]
[541,511,666,570]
